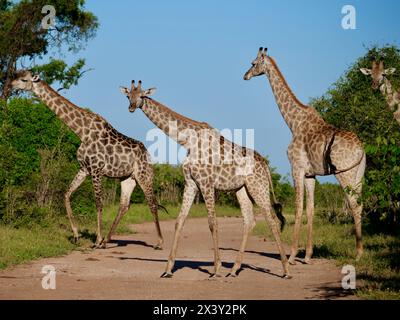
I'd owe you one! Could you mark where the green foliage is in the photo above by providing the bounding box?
[0,0,98,99]
[153,163,185,204]
[31,58,90,90]
[311,45,400,231]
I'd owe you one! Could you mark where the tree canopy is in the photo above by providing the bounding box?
[0,0,98,99]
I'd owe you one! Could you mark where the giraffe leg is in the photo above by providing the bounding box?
[335,155,365,260]
[304,177,315,264]
[289,169,305,265]
[137,174,164,250]
[105,177,136,244]
[200,186,222,278]
[161,179,198,278]
[246,181,291,278]
[64,169,87,242]
[227,187,255,277]
[92,174,105,248]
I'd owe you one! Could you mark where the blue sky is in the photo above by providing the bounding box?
[45,0,400,182]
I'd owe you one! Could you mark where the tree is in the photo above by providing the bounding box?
[311,45,400,231]
[0,0,98,99]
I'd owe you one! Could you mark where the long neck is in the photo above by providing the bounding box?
[264,57,311,132]
[380,78,400,125]
[141,97,211,145]
[32,81,94,138]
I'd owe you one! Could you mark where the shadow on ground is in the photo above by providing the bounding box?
[118,256,282,278]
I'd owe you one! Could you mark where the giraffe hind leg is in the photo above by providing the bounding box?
[246,181,291,278]
[105,177,136,244]
[335,153,365,260]
[137,173,164,250]
[227,187,255,277]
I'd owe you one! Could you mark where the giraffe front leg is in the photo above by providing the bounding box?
[92,174,105,249]
[304,177,315,264]
[161,179,197,278]
[200,185,222,278]
[64,169,87,242]
[289,169,305,265]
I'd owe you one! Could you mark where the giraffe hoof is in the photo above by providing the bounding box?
[92,240,106,249]
[73,235,80,244]
[288,257,297,265]
[160,272,173,278]
[226,272,237,278]
[304,258,313,265]
[209,273,222,279]
[283,274,293,280]
[153,244,163,250]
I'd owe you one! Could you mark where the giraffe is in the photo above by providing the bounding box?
[10,71,163,249]
[120,80,291,278]
[244,48,366,264]
[360,60,400,125]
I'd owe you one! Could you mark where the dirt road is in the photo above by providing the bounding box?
[0,217,355,299]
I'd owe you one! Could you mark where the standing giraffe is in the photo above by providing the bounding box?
[244,48,366,263]
[10,71,163,249]
[120,80,291,278]
[360,60,400,125]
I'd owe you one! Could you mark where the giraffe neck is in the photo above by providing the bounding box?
[380,78,400,125]
[141,97,211,146]
[264,57,311,133]
[32,81,94,138]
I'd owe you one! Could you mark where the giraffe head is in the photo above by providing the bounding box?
[120,80,156,112]
[243,47,269,80]
[11,70,41,91]
[360,60,396,90]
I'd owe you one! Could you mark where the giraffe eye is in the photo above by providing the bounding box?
[21,79,28,82]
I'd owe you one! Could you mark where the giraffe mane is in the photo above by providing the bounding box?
[268,57,308,109]
[40,81,102,120]
[145,97,211,129]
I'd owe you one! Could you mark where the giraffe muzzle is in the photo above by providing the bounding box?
[243,71,252,80]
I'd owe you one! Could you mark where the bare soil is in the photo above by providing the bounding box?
[0,216,356,299]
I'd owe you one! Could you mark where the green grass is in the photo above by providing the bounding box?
[0,220,85,269]
[0,203,241,270]
[253,211,400,300]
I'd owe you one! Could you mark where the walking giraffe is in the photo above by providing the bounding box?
[120,80,291,278]
[11,71,163,249]
[360,60,400,125]
[244,48,366,263]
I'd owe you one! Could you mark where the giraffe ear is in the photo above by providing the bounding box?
[384,68,396,75]
[360,68,372,75]
[32,74,40,82]
[142,87,156,97]
[120,86,129,95]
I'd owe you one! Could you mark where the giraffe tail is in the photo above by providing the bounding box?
[266,165,286,231]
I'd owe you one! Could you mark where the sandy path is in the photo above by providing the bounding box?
[0,216,355,300]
